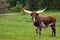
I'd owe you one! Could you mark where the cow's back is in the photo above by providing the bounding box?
[40,16,56,26]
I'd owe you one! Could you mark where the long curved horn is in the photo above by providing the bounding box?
[23,8,32,14]
[36,7,47,14]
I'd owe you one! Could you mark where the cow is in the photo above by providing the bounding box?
[23,7,56,36]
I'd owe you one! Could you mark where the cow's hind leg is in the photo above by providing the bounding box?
[50,24,56,36]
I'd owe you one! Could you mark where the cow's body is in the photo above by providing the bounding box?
[32,16,56,28]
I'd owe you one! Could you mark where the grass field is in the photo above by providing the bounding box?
[0,11,60,40]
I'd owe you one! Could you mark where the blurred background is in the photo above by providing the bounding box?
[0,0,60,40]
[0,0,60,13]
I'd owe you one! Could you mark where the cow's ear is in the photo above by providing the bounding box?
[31,14,32,16]
[36,14,38,16]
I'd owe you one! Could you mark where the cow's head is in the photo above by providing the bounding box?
[23,7,47,17]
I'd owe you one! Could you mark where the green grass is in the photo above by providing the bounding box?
[0,11,60,40]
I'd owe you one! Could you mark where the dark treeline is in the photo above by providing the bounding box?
[8,0,60,10]
[0,0,60,13]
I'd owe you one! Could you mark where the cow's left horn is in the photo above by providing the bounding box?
[36,7,47,14]
[23,8,32,14]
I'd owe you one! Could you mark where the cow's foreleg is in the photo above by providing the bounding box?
[39,28,42,35]
[34,27,38,34]
[36,29,38,34]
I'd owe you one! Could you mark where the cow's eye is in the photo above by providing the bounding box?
[36,14,38,16]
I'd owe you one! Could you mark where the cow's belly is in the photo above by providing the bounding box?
[34,22,51,28]
[41,22,54,28]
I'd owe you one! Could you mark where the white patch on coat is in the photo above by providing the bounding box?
[41,22,46,28]
[33,17,36,22]
[34,27,38,29]
[49,23,54,26]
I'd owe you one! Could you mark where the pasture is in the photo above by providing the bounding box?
[0,11,60,40]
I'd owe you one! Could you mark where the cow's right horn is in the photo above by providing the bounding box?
[23,8,32,14]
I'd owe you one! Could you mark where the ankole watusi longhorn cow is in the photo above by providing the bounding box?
[23,7,56,36]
